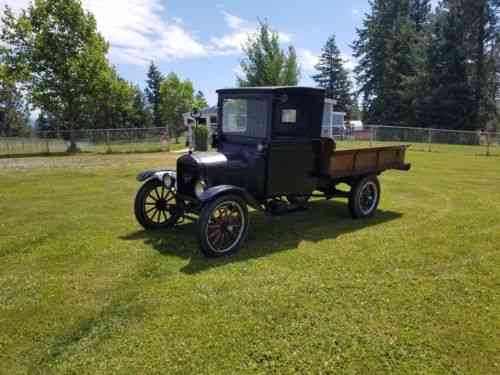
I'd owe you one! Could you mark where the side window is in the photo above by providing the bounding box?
[281,109,297,124]
[274,97,306,136]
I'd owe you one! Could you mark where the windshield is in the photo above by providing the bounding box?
[222,98,268,138]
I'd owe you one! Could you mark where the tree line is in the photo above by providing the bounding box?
[0,0,207,144]
[2,0,499,140]
[239,1,500,131]
[354,0,500,130]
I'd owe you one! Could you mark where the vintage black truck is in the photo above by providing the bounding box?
[134,87,411,257]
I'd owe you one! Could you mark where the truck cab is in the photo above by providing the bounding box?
[177,87,326,203]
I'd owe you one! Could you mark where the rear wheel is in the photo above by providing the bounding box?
[197,195,249,257]
[134,179,184,230]
[349,176,380,218]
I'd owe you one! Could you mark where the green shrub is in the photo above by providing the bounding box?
[194,125,209,151]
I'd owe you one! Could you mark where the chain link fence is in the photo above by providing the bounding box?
[0,127,188,156]
[0,125,498,157]
[336,125,499,157]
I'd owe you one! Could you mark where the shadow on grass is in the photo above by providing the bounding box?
[121,200,403,275]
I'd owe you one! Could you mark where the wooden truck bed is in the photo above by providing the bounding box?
[325,145,411,179]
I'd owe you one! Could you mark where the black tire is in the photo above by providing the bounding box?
[197,194,249,258]
[286,194,311,207]
[348,175,381,219]
[134,179,184,230]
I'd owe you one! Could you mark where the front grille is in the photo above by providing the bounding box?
[177,160,199,197]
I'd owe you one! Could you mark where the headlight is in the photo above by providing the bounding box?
[194,180,207,198]
[162,173,176,189]
[163,175,172,187]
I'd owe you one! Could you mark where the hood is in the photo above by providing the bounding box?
[177,152,229,195]
[186,152,228,168]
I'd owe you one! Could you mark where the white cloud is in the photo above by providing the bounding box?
[0,0,29,14]
[298,49,319,73]
[0,0,208,65]
[1,2,294,66]
[82,0,208,65]
[232,65,244,78]
[341,53,357,71]
[211,11,292,55]
[298,49,357,74]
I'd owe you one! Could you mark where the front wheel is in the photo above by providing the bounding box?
[134,179,184,230]
[197,195,249,258]
[348,175,381,219]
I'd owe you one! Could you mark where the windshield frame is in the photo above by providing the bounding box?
[218,94,272,144]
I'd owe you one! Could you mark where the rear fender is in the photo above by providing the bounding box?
[199,185,263,211]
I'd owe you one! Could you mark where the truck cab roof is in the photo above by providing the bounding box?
[217,86,325,96]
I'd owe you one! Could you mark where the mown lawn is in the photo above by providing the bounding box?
[0,149,499,374]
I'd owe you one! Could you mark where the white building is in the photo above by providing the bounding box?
[321,98,346,139]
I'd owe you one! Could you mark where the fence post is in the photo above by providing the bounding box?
[370,127,374,146]
[485,131,491,157]
[427,129,432,152]
[106,130,111,153]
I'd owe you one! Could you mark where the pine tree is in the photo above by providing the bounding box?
[465,0,500,128]
[145,62,164,128]
[419,0,500,130]
[410,0,432,31]
[423,2,475,129]
[353,0,431,125]
[312,35,353,117]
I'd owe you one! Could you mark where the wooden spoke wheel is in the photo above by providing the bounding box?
[198,195,249,257]
[134,179,184,230]
[349,175,380,219]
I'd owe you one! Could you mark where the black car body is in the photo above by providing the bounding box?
[134,87,411,257]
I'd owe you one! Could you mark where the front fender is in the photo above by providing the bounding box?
[198,185,263,211]
[136,170,176,184]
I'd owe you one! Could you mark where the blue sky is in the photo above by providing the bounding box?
[2,0,440,105]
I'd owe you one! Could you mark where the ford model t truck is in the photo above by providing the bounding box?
[134,87,411,257]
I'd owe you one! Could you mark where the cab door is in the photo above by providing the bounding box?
[265,97,317,196]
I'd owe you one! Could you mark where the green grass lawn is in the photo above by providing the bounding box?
[0,149,499,374]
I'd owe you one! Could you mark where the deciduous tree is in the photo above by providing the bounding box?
[194,90,208,111]
[160,73,195,143]
[1,0,111,151]
[237,21,300,87]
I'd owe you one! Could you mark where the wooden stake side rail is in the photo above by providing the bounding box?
[327,145,411,179]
